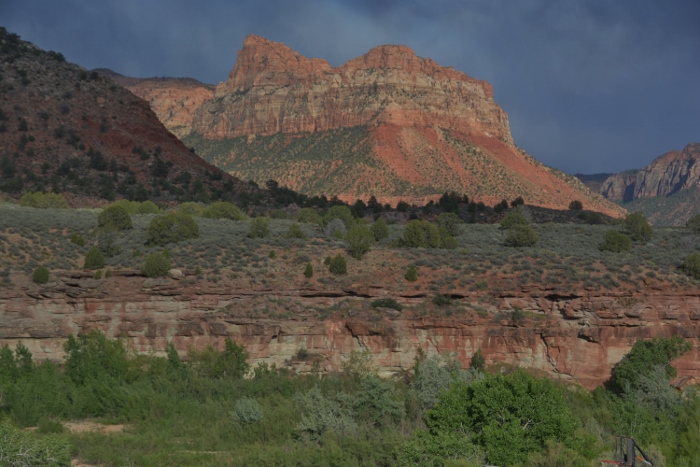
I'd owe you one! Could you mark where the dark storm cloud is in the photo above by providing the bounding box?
[1,0,698,174]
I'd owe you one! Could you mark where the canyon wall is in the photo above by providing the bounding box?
[1,271,698,390]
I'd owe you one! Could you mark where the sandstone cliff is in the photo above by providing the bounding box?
[2,268,698,390]
[116,35,624,217]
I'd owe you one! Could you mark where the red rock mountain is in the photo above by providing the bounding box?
[0,29,252,205]
[118,35,625,216]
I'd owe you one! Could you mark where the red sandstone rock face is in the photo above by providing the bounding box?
[1,271,698,390]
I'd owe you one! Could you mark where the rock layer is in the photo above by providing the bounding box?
[1,271,698,390]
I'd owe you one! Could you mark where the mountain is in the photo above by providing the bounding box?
[577,143,700,225]
[0,28,254,205]
[114,35,624,217]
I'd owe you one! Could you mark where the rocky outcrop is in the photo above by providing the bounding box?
[1,270,698,390]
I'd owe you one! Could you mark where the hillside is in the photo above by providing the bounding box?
[115,35,625,217]
[0,28,255,206]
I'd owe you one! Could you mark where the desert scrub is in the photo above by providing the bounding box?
[405,264,419,281]
[97,205,132,230]
[202,201,245,220]
[346,224,374,259]
[599,230,632,253]
[32,265,49,284]
[20,191,69,209]
[143,251,171,278]
[328,253,347,274]
[83,247,105,270]
[371,298,403,311]
[146,213,199,246]
[249,217,270,238]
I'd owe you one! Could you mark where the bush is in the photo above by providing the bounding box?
[403,220,441,248]
[177,201,204,216]
[686,214,700,233]
[682,252,700,280]
[287,223,306,239]
[500,205,530,229]
[405,264,418,282]
[324,218,347,238]
[20,191,69,209]
[97,206,132,230]
[328,253,347,274]
[187,338,250,379]
[504,224,539,247]
[96,228,120,257]
[0,420,71,467]
[249,217,270,238]
[346,224,375,259]
[32,265,49,284]
[439,234,458,249]
[323,205,354,229]
[568,200,583,210]
[83,247,105,269]
[202,201,245,220]
[370,218,389,241]
[433,294,452,306]
[436,212,462,236]
[304,262,313,278]
[371,298,403,311]
[470,349,485,372]
[69,232,84,246]
[146,213,199,246]
[624,211,653,242]
[297,207,323,225]
[231,397,264,425]
[295,386,357,441]
[143,251,171,278]
[599,230,631,253]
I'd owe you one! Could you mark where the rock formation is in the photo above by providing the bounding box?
[2,268,698,390]
[116,35,624,216]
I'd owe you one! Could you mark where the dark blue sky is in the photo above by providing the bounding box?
[2,0,698,174]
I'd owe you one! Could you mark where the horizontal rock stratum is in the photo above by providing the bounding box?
[2,270,698,390]
[111,35,625,216]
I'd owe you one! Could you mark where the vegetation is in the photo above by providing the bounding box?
[624,211,653,242]
[370,218,389,241]
[97,205,132,230]
[504,223,539,247]
[328,253,347,274]
[304,262,313,278]
[32,265,49,284]
[249,217,270,238]
[146,213,199,246]
[569,200,583,210]
[20,191,69,209]
[402,220,441,248]
[202,201,245,220]
[682,252,700,280]
[83,247,105,270]
[346,224,375,259]
[142,251,171,278]
[599,230,632,253]
[404,264,418,282]
[686,214,700,233]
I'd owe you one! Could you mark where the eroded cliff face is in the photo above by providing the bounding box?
[1,270,698,390]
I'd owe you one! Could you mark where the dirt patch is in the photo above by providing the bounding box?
[63,421,126,434]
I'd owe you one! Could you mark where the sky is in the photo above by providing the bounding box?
[2,0,699,174]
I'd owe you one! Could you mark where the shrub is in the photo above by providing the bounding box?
[500,205,530,229]
[403,220,441,248]
[20,191,68,209]
[324,218,347,238]
[98,205,132,230]
[624,211,653,242]
[0,420,71,467]
[346,224,375,259]
[405,264,418,282]
[83,247,105,269]
[146,213,199,246]
[143,251,171,278]
[202,201,245,220]
[249,217,270,238]
[93,269,102,279]
[682,252,700,280]
[686,214,700,233]
[328,253,347,274]
[295,386,357,442]
[371,298,403,311]
[439,234,458,249]
[470,349,485,372]
[323,205,354,229]
[433,294,452,306]
[287,222,306,239]
[504,224,539,247]
[370,218,389,241]
[32,265,49,284]
[436,212,462,236]
[568,200,583,210]
[599,230,631,253]
[304,262,313,278]
[97,227,120,257]
[187,338,250,379]
[231,397,264,425]
[177,201,204,216]
[69,232,84,246]
[297,207,323,225]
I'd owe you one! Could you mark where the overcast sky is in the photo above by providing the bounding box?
[2,0,698,174]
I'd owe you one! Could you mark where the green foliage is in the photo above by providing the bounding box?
[143,251,171,278]
[69,232,84,246]
[83,247,105,270]
[231,397,264,425]
[405,264,418,282]
[187,338,250,379]
[0,420,70,467]
[354,376,405,426]
[403,220,441,248]
[202,201,245,220]
[146,213,200,246]
[177,201,204,216]
[20,192,69,209]
[682,252,700,280]
[97,205,132,230]
[328,253,347,274]
[93,269,102,279]
[439,234,458,249]
[500,205,530,229]
[323,205,354,229]
[304,262,314,278]
[470,349,485,372]
[504,224,539,247]
[324,218,347,238]
[96,227,120,257]
[399,430,484,467]
[32,265,49,284]
[436,212,462,236]
[433,294,452,306]
[346,224,375,259]
[269,250,277,259]
[610,336,692,394]
[295,386,357,442]
[249,217,270,238]
[370,217,389,241]
[686,213,700,233]
[297,207,323,225]
[411,355,458,410]
[63,331,129,386]
[568,200,583,210]
[109,199,160,214]
[599,230,632,253]
[425,371,580,466]
[371,298,403,311]
[287,222,306,239]
[624,211,653,242]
